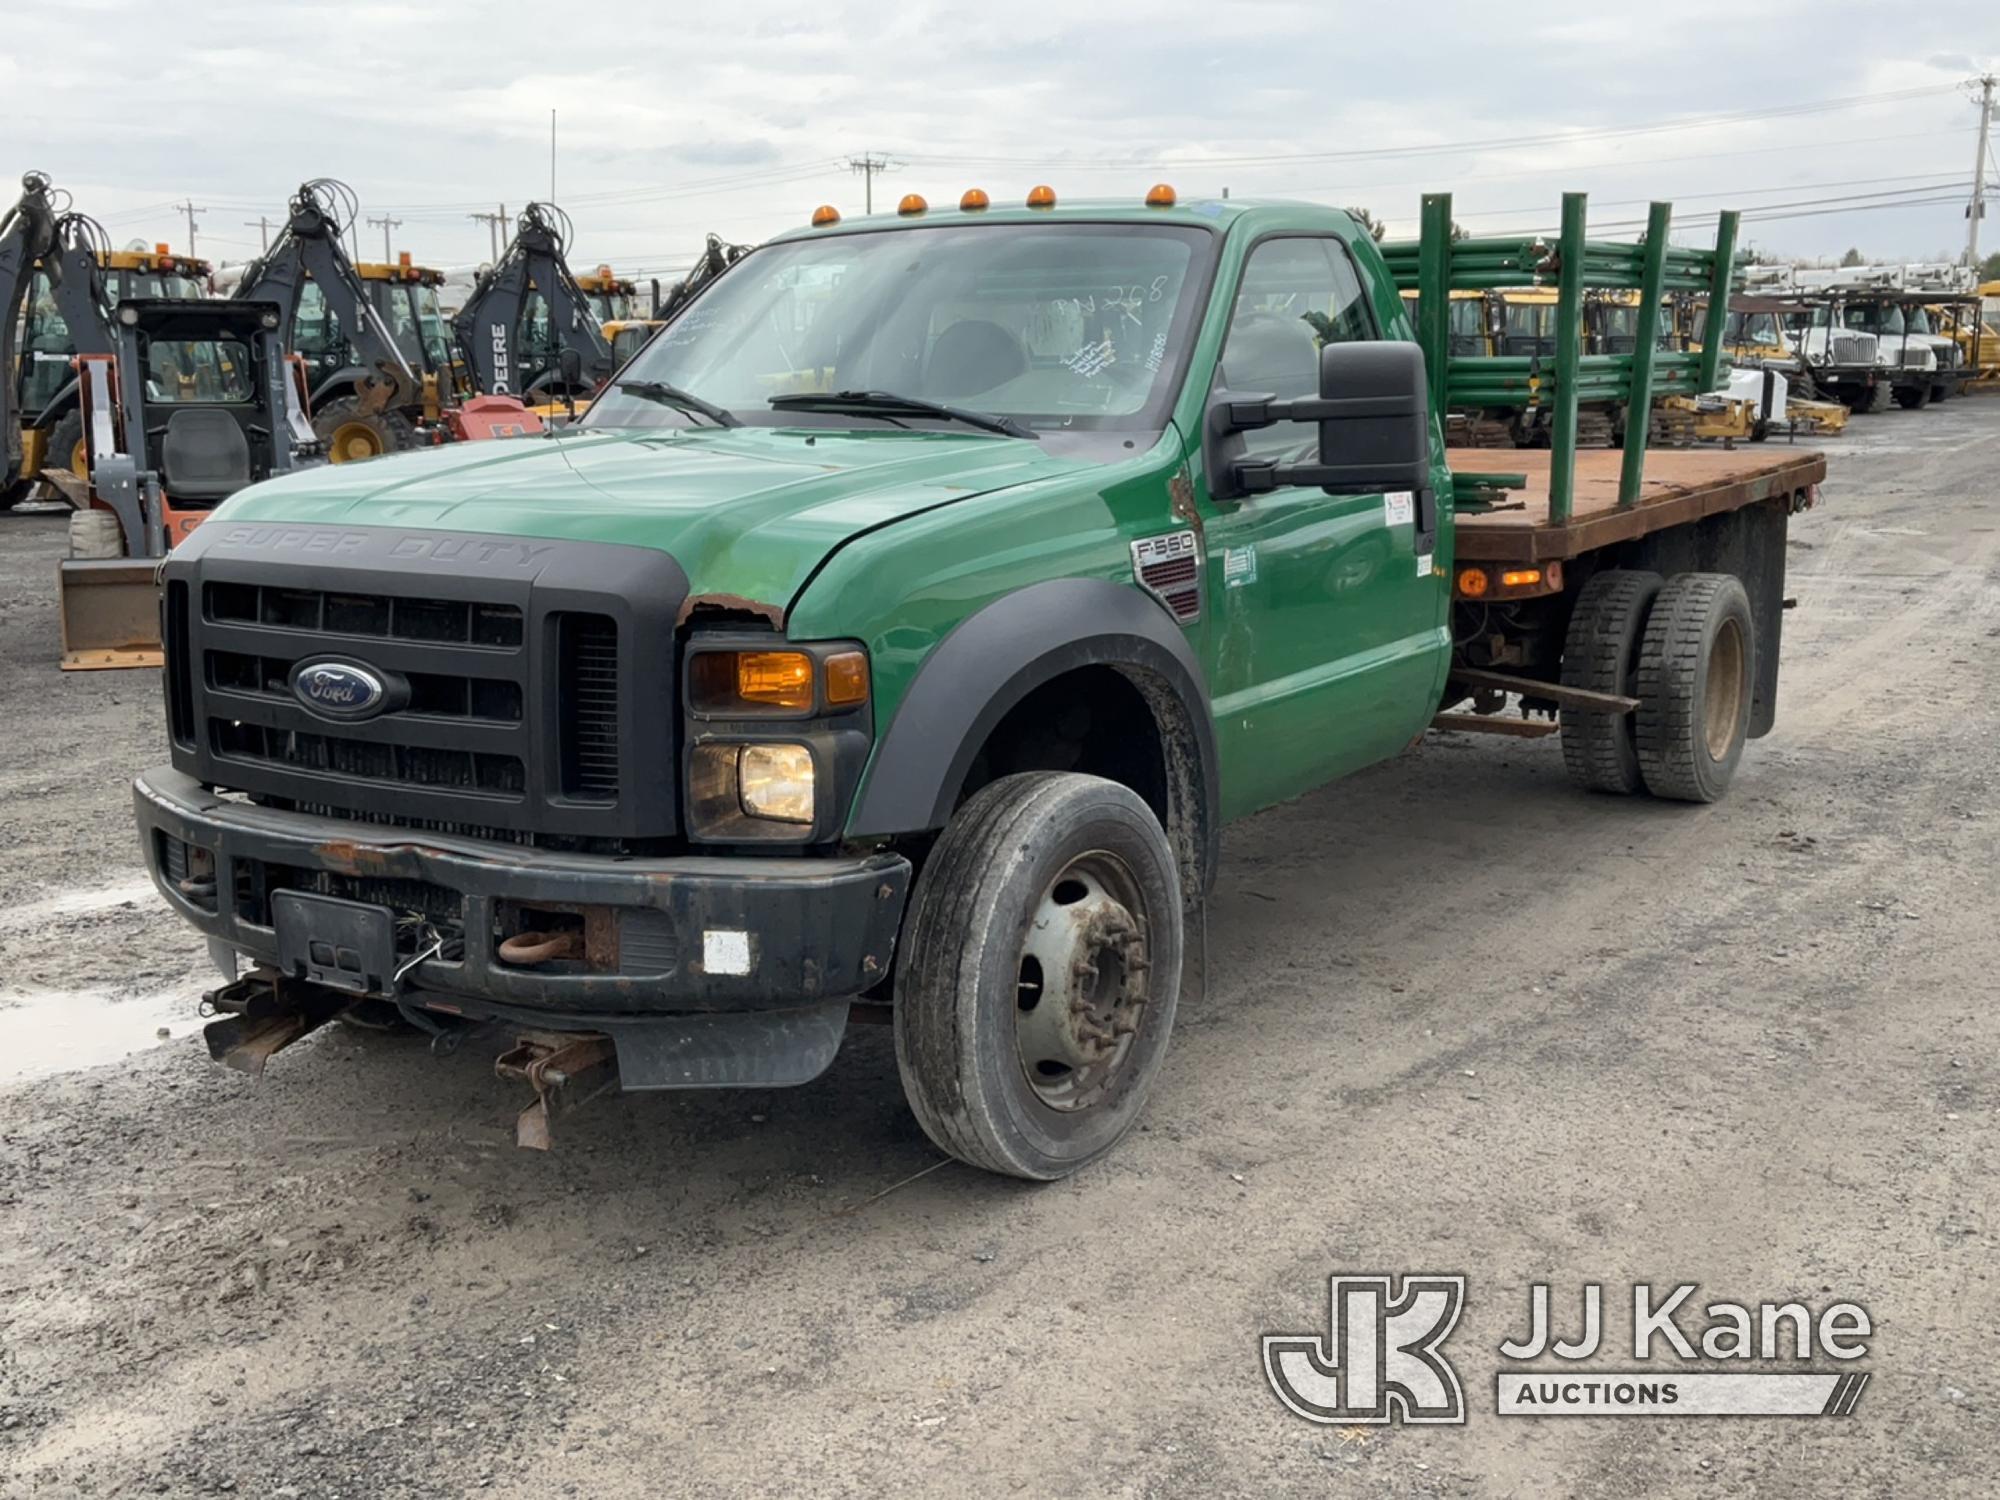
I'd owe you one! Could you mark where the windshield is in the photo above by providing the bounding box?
[609,323,655,364]
[1446,297,1486,355]
[104,271,206,301]
[1596,303,1676,350]
[1905,307,1933,336]
[591,290,636,324]
[369,281,451,370]
[1844,302,1903,335]
[17,276,72,409]
[1720,310,1783,347]
[586,221,1214,435]
[143,336,255,403]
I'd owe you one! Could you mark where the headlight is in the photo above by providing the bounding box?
[738,743,814,823]
[689,741,820,839]
[682,638,871,844]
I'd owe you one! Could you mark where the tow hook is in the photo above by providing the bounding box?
[494,1032,619,1150]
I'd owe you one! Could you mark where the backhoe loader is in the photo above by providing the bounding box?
[233,180,534,463]
[451,201,613,400]
[5,177,211,508]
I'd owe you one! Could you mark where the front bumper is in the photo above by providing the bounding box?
[135,767,911,1032]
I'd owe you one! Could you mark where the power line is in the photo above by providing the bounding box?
[846,154,900,215]
[894,83,1961,173]
[171,199,208,257]
[468,204,510,262]
[1969,73,1995,267]
[366,213,403,262]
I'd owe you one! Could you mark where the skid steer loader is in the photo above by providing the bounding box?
[56,298,318,668]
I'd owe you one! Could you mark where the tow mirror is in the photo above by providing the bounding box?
[558,347,584,389]
[1207,340,1433,504]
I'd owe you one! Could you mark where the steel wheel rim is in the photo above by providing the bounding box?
[68,437,89,478]
[1013,850,1153,1113]
[1704,616,1746,760]
[329,420,384,463]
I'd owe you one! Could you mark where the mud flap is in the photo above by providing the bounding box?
[605,1001,851,1090]
[58,558,161,670]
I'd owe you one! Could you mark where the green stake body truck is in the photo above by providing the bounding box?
[136,187,1824,1176]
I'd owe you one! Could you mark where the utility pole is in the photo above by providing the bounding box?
[243,216,272,252]
[172,199,207,257]
[367,214,403,262]
[846,154,899,215]
[1970,73,1995,269]
[469,204,510,262]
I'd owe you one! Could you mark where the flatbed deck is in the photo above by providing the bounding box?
[1452,447,1826,562]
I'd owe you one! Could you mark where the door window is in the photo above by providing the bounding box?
[1218,237,1374,463]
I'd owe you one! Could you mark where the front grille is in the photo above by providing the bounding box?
[205,582,524,647]
[212,718,526,796]
[166,525,685,841]
[208,650,523,722]
[558,613,619,800]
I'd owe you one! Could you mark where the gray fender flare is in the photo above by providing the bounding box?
[848,577,1219,898]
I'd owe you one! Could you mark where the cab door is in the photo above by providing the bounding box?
[1191,235,1449,821]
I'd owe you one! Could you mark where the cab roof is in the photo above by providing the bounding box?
[766,195,1349,245]
[354,260,445,286]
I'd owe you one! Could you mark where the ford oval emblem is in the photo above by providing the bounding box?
[290,659,393,721]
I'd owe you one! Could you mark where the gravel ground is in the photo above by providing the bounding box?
[0,402,1994,1498]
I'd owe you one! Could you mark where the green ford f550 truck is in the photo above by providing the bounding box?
[136,186,1823,1177]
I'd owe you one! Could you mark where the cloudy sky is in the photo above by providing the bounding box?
[3,0,1993,277]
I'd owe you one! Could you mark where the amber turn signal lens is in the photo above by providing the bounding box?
[824,650,870,706]
[1145,182,1176,208]
[811,204,841,227]
[897,193,928,216]
[735,651,814,708]
[1500,568,1542,588]
[1457,567,1490,598]
[959,188,990,212]
[1026,184,1057,209]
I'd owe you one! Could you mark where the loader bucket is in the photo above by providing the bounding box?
[58,559,162,670]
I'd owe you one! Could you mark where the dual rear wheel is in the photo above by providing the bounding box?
[1560,569,1754,804]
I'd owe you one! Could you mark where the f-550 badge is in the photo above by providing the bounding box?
[1131,530,1203,623]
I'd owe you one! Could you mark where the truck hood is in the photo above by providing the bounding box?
[203,425,1085,614]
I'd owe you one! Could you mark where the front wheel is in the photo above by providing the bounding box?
[312,395,419,464]
[1892,386,1926,410]
[894,772,1184,1180]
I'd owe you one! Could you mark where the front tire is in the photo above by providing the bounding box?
[313,395,418,464]
[1892,386,1926,410]
[67,507,125,559]
[894,772,1184,1181]
[1635,573,1755,804]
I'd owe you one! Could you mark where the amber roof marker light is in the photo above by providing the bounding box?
[1026,185,1057,209]
[810,204,841,227]
[960,188,990,212]
[898,193,928,216]
[1145,183,1177,208]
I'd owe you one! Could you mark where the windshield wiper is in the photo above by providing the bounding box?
[616,380,739,428]
[768,389,1037,440]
